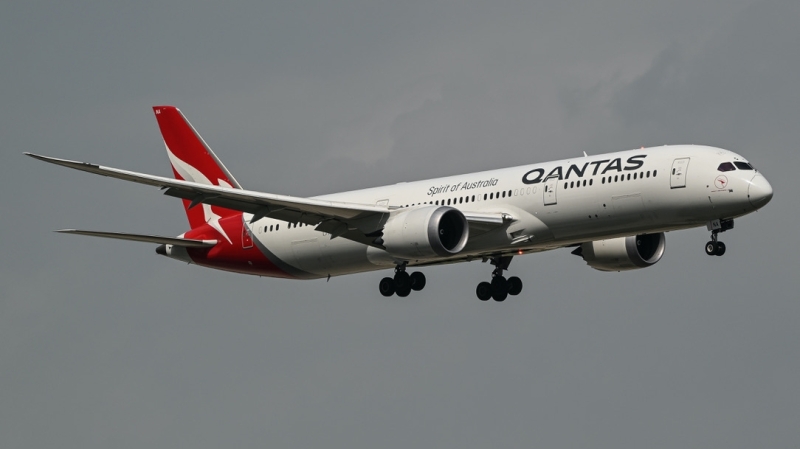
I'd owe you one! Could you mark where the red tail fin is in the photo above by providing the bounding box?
[152,106,242,229]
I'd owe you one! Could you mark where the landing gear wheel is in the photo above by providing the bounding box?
[379,277,395,297]
[705,241,718,256]
[507,276,523,296]
[394,271,411,292]
[396,284,411,297]
[410,272,426,291]
[491,276,509,302]
[715,241,726,256]
[476,282,492,301]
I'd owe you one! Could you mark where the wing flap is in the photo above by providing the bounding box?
[56,229,218,247]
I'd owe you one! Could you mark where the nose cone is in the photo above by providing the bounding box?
[748,174,773,208]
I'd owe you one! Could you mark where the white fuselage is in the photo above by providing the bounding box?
[245,145,770,279]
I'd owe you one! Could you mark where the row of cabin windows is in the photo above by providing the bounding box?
[396,189,521,209]
[263,221,313,233]
[261,185,545,232]
[563,170,658,190]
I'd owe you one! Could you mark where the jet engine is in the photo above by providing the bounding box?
[380,206,469,260]
[573,232,666,272]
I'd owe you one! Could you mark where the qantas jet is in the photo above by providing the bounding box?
[26,106,773,301]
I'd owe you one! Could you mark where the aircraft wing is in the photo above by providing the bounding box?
[26,153,393,242]
[27,153,510,246]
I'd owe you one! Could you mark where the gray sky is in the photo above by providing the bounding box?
[2,1,799,448]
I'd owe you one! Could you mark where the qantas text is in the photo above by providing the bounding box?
[521,155,647,185]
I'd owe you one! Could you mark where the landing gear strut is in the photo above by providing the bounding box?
[379,263,426,297]
[476,256,523,302]
[705,218,733,256]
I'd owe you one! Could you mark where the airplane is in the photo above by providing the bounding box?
[26,106,773,302]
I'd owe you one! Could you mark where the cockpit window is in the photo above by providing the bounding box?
[734,161,754,170]
[717,162,736,172]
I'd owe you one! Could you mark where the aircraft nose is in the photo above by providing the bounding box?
[748,173,773,208]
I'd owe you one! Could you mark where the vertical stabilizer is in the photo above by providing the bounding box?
[152,106,242,229]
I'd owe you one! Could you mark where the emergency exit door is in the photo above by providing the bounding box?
[543,178,558,205]
[670,158,690,189]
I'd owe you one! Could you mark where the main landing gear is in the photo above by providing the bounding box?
[379,264,426,297]
[475,256,523,302]
[705,218,733,256]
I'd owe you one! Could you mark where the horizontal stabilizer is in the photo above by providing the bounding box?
[55,229,217,248]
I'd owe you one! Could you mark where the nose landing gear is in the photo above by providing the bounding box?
[705,218,733,256]
[379,263,427,297]
[476,256,523,302]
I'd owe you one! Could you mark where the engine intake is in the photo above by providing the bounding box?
[575,232,666,272]
[381,206,469,260]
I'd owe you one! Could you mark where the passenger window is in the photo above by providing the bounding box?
[734,161,754,170]
[653,170,657,177]
[589,179,593,186]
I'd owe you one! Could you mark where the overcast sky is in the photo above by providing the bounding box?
[2,1,798,448]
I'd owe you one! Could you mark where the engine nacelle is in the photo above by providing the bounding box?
[576,233,666,272]
[381,206,469,260]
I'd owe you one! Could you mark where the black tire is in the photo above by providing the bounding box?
[715,241,726,256]
[394,271,411,292]
[508,276,523,296]
[492,291,508,302]
[410,272,426,291]
[476,282,492,301]
[379,277,395,297]
[705,241,717,256]
[396,284,412,297]
[491,276,508,293]
[491,276,508,302]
